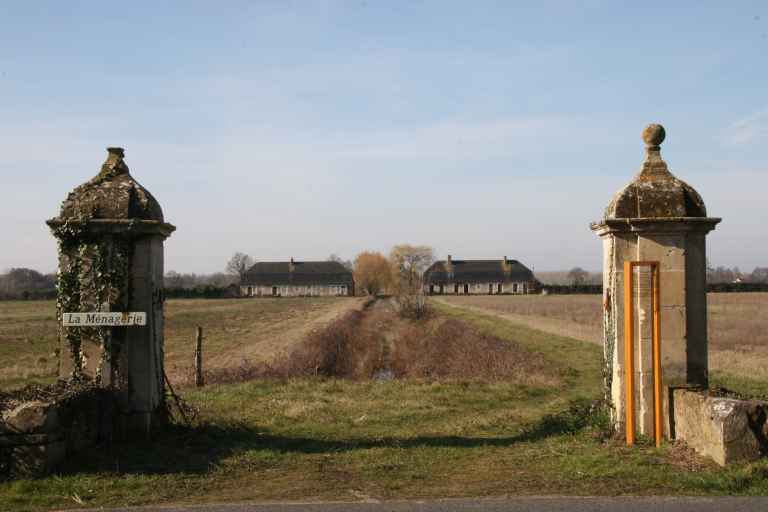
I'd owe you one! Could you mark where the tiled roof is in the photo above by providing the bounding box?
[243,261,354,286]
[424,259,534,285]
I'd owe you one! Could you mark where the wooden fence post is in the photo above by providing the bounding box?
[195,326,204,387]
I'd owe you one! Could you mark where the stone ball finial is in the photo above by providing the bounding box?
[601,123,708,219]
[52,146,165,222]
[107,147,125,158]
[642,124,666,147]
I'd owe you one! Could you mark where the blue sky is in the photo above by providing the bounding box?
[1,1,765,273]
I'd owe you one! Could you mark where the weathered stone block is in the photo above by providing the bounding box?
[638,234,685,271]
[660,335,688,385]
[673,389,767,466]
[657,269,686,306]
[1,401,59,434]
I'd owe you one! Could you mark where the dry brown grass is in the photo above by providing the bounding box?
[437,295,603,345]
[0,301,58,387]
[391,317,556,384]
[708,293,768,380]
[191,309,380,385]
[440,292,768,380]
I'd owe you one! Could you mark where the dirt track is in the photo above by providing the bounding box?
[164,297,366,383]
[434,296,602,346]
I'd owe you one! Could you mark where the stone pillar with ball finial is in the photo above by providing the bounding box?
[47,147,175,436]
[591,124,720,438]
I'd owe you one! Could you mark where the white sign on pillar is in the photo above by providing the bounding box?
[62,312,147,327]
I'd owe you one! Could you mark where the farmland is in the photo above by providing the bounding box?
[438,293,768,392]
[2,294,768,510]
[0,297,363,390]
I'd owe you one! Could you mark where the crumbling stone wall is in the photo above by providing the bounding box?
[0,383,115,477]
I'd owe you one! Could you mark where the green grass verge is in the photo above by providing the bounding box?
[2,303,768,511]
[711,372,768,399]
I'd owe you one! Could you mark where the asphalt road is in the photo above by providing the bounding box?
[63,496,768,512]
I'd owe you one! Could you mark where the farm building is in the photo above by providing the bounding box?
[241,258,354,297]
[423,256,537,295]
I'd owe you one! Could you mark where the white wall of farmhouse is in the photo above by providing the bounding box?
[241,284,352,297]
[424,281,531,295]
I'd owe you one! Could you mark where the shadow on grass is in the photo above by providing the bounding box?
[59,398,605,477]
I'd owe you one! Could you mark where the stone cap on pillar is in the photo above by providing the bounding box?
[591,124,720,236]
[47,147,175,239]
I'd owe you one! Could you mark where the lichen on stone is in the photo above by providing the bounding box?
[603,125,707,220]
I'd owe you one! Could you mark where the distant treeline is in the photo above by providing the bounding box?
[164,271,237,289]
[540,284,602,295]
[540,282,768,295]
[164,285,240,299]
[0,289,57,301]
[4,265,768,301]
[707,282,768,293]
[0,268,57,301]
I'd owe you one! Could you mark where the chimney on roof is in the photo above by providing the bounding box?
[445,255,454,278]
[289,257,295,273]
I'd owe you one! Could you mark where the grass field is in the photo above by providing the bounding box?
[0,297,362,390]
[439,293,768,393]
[2,296,768,510]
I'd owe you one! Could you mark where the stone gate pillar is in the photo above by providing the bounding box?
[591,125,720,438]
[47,147,175,435]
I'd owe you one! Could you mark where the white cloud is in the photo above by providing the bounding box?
[0,114,589,273]
[723,109,768,146]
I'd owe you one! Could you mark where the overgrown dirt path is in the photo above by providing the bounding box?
[363,298,399,380]
[307,297,565,386]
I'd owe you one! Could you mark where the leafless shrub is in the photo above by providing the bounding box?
[277,310,384,379]
[175,360,283,387]
[395,292,431,320]
[391,318,556,384]
[0,379,102,414]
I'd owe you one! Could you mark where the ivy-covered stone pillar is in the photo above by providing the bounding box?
[47,147,175,435]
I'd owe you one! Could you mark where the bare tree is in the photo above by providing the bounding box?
[389,245,434,318]
[353,251,391,296]
[164,270,185,288]
[0,268,56,299]
[225,252,254,284]
[207,272,235,287]
[389,245,435,289]
[328,253,353,271]
[568,267,589,286]
[750,267,768,283]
